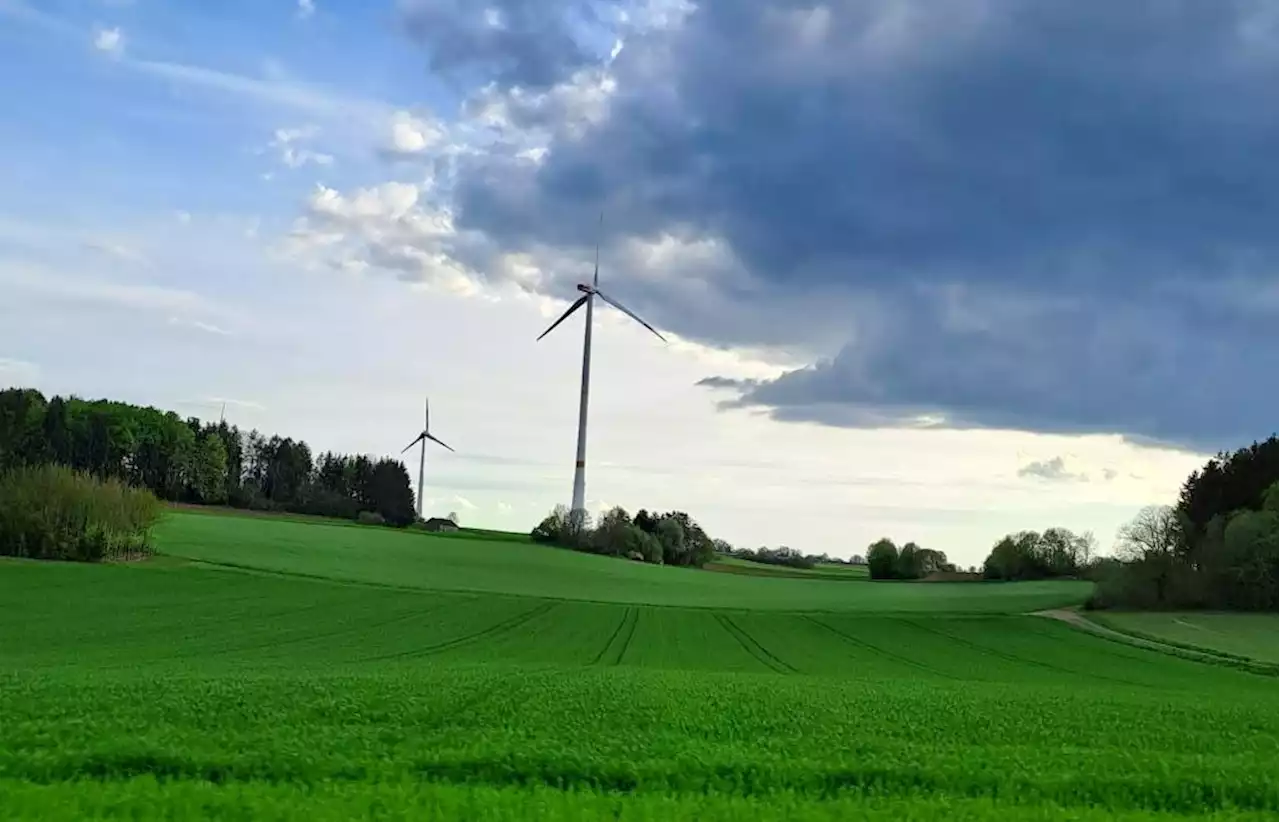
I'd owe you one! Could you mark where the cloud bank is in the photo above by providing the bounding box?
[297,0,1278,451]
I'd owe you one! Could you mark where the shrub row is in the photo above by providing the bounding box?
[0,465,161,562]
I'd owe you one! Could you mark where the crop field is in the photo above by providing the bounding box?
[153,511,1086,612]
[0,511,1275,820]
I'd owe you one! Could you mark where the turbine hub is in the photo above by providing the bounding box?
[576,283,595,294]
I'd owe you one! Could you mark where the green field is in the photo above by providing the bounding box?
[1087,611,1278,665]
[0,511,1275,820]
[153,511,1085,612]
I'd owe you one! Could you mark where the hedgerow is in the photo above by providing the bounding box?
[0,464,160,561]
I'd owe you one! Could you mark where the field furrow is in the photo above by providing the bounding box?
[714,614,797,674]
[362,601,561,662]
[803,615,964,679]
[591,607,633,666]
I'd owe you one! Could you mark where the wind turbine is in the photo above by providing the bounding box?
[536,217,666,523]
[401,397,454,519]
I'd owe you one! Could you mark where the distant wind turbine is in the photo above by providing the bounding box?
[401,396,454,519]
[536,215,666,523]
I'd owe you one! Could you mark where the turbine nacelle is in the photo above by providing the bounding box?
[537,287,667,344]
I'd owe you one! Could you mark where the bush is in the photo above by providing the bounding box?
[866,538,899,580]
[299,488,360,521]
[531,506,567,544]
[356,510,386,526]
[0,464,160,561]
[529,505,718,567]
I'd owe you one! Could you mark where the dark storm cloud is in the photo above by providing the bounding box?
[1017,457,1085,482]
[398,0,611,89]
[695,376,760,391]
[444,0,1279,448]
[716,285,1277,450]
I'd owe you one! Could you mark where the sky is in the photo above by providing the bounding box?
[0,0,1274,566]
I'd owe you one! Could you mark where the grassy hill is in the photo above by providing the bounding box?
[153,511,1087,612]
[0,509,1274,820]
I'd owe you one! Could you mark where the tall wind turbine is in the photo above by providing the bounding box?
[401,397,454,519]
[536,217,666,522]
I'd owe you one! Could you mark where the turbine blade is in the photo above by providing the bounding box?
[536,294,590,341]
[426,433,455,453]
[424,396,430,431]
[401,433,425,454]
[594,290,667,342]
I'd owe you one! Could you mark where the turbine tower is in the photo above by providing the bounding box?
[401,396,454,519]
[536,218,666,523]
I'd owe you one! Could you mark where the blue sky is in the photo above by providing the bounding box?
[0,0,1274,564]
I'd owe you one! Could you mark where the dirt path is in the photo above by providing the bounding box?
[1031,609,1251,667]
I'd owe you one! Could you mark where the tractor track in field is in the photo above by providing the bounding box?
[898,617,1147,686]
[359,601,559,662]
[592,607,639,666]
[139,597,379,663]
[716,614,797,674]
[802,615,961,680]
[612,606,640,666]
[184,600,459,661]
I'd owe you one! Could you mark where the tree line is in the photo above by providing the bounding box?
[865,538,956,580]
[981,528,1096,581]
[1093,436,1277,611]
[970,434,1277,613]
[861,528,1100,583]
[0,388,418,526]
[532,505,726,567]
[718,544,831,570]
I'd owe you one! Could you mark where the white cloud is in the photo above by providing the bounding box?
[284,181,500,296]
[267,126,334,169]
[92,25,124,56]
[168,317,232,337]
[461,64,619,151]
[297,0,316,20]
[307,182,421,223]
[384,110,445,157]
[127,58,388,123]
